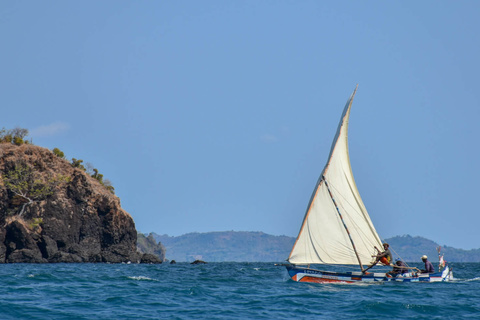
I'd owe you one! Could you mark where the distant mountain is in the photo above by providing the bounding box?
[384,235,480,263]
[151,231,295,262]
[144,231,480,263]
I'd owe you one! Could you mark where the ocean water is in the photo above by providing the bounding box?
[0,262,479,319]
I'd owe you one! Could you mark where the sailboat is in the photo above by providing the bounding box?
[285,86,453,283]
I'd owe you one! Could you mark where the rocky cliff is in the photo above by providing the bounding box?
[0,143,161,263]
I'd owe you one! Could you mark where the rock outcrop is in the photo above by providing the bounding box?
[137,232,166,261]
[0,143,161,263]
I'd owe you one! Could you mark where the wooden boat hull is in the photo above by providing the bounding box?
[286,265,453,283]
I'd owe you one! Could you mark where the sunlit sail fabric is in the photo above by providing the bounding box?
[288,86,383,266]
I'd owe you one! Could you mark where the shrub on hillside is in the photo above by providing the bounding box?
[52,148,65,159]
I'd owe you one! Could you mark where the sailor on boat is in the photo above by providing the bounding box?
[387,259,408,277]
[363,243,392,273]
[420,255,435,273]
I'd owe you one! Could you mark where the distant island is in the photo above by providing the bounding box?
[138,231,480,263]
[149,231,294,262]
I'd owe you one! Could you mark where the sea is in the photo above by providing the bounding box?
[0,262,479,320]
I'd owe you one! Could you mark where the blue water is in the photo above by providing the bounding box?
[0,262,479,319]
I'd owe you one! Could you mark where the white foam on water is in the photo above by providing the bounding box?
[128,276,157,281]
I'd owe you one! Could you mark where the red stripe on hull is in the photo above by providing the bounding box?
[298,276,354,284]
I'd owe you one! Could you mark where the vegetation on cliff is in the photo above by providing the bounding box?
[3,162,69,217]
[1,127,114,195]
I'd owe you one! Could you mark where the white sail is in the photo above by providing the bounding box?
[288,86,383,266]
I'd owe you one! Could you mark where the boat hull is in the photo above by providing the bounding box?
[286,265,453,283]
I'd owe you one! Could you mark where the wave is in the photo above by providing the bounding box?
[127,276,158,281]
[464,277,480,282]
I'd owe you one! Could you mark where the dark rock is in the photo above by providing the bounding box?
[191,260,207,264]
[101,243,141,263]
[4,221,42,256]
[170,260,176,264]
[7,249,47,263]
[38,235,58,260]
[49,251,83,263]
[0,229,6,263]
[140,253,163,264]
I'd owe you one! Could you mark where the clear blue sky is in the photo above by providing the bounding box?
[2,1,479,249]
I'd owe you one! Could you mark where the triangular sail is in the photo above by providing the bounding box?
[288,86,383,266]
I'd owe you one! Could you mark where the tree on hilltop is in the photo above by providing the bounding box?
[0,127,30,145]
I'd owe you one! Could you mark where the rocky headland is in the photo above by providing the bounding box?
[0,143,161,263]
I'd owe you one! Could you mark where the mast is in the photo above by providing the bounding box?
[323,176,364,271]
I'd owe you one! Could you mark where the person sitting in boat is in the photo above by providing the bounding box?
[420,255,434,273]
[363,243,392,272]
[387,259,408,276]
